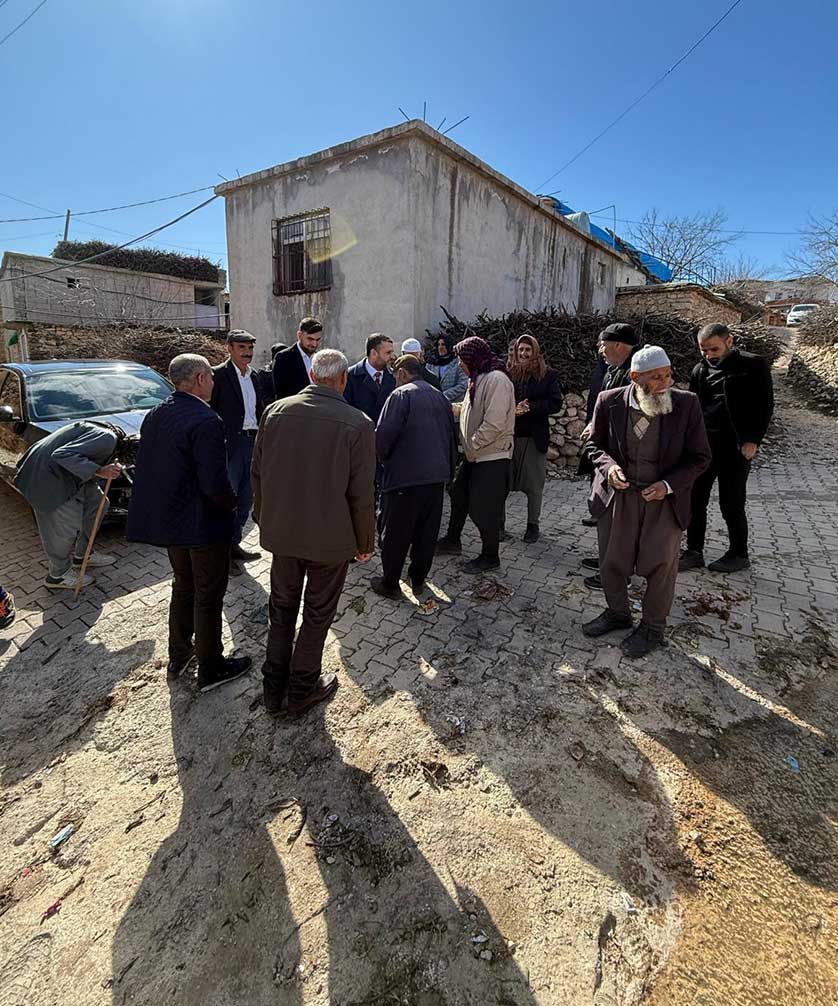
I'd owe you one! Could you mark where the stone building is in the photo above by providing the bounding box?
[217,120,645,363]
[615,282,742,327]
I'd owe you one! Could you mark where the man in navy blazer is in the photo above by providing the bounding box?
[272,317,323,400]
[128,354,251,692]
[210,329,270,567]
[344,333,396,422]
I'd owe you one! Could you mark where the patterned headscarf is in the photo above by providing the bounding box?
[455,335,505,402]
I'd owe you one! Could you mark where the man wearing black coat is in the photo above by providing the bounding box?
[272,317,323,400]
[210,329,270,566]
[344,333,396,422]
[680,323,774,573]
[128,354,251,691]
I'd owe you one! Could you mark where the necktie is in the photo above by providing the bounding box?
[633,415,650,440]
[374,372,382,386]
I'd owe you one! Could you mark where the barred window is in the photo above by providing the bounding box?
[272,209,332,295]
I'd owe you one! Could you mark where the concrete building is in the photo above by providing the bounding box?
[217,120,642,363]
[0,252,227,330]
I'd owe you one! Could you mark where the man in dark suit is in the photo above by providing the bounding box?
[128,354,251,691]
[272,317,323,400]
[582,346,711,658]
[253,349,376,718]
[680,323,774,574]
[344,333,396,422]
[210,329,270,567]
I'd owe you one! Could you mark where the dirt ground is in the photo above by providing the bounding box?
[0,365,836,1006]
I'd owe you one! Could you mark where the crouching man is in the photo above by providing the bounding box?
[583,346,711,658]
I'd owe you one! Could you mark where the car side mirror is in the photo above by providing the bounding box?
[0,405,20,423]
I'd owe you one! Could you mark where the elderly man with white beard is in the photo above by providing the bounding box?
[582,346,711,658]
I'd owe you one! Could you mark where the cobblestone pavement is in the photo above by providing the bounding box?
[1,380,836,1005]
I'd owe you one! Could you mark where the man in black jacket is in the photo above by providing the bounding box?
[210,329,269,567]
[128,354,251,691]
[372,355,457,600]
[680,323,774,573]
[272,317,323,400]
[344,333,396,421]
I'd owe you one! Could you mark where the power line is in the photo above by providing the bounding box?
[534,0,746,190]
[0,183,216,223]
[0,195,219,284]
[0,0,50,50]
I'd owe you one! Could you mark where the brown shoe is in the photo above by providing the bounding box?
[287,674,338,717]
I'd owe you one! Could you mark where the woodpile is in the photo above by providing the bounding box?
[789,307,838,415]
[797,306,838,347]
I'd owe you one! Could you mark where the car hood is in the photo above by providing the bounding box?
[33,410,149,437]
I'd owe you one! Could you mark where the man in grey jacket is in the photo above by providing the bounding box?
[15,421,126,589]
[372,355,457,600]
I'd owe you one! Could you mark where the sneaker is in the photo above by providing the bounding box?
[582,556,600,570]
[582,608,633,638]
[707,553,750,573]
[231,544,261,562]
[461,555,500,575]
[435,537,462,555]
[583,574,604,591]
[287,673,338,717]
[0,591,15,630]
[198,655,252,692]
[523,523,540,543]
[45,571,93,590]
[263,681,286,717]
[678,549,705,572]
[370,576,402,601]
[621,623,665,659]
[72,552,115,569]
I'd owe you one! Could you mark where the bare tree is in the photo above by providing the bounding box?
[789,212,838,283]
[714,253,770,286]
[628,208,741,283]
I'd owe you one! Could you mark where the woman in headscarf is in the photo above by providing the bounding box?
[436,336,516,574]
[425,334,469,403]
[506,333,563,542]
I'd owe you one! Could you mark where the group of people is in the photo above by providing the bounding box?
[6,310,773,709]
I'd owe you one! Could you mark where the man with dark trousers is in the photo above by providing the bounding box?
[371,355,457,600]
[210,329,269,570]
[128,354,251,691]
[344,333,396,422]
[271,317,323,400]
[680,323,774,573]
[253,349,376,718]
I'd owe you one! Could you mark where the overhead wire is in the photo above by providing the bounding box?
[533,0,746,190]
[0,183,217,224]
[0,0,50,50]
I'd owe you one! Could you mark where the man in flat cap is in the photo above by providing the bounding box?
[211,329,271,569]
[582,346,711,658]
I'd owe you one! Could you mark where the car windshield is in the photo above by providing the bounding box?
[26,367,172,421]
[792,305,817,313]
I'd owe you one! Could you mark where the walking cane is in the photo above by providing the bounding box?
[73,476,114,600]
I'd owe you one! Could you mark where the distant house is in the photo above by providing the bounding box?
[216,120,647,362]
[0,251,227,330]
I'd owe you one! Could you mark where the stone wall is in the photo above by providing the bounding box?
[787,344,838,415]
[546,392,588,477]
[615,284,741,327]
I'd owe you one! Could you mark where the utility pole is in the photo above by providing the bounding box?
[63,209,71,242]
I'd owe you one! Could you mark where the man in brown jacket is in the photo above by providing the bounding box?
[436,336,516,574]
[252,349,376,717]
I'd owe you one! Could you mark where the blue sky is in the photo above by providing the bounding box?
[1,0,834,280]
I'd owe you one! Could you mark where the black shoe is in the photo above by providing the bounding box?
[523,523,540,543]
[229,560,243,577]
[581,516,598,527]
[436,536,462,555]
[0,591,15,630]
[167,650,196,676]
[582,556,600,570]
[707,553,751,573]
[410,579,427,597]
[461,555,501,575]
[370,576,402,600]
[287,674,338,717]
[582,608,633,638]
[679,549,705,572]
[584,574,604,591]
[263,681,286,716]
[231,544,261,562]
[198,655,252,692]
[499,528,512,542]
[621,623,665,659]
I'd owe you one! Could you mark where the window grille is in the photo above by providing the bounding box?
[272,209,332,295]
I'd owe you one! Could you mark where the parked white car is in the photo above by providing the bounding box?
[786,303,820,326]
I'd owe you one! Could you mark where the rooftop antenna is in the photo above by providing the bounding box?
[436,117,447,131]
[423,100,427,123]
[442,115,470,136]
[398,106,410,122]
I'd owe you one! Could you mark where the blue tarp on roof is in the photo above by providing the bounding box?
[548,199,673,283]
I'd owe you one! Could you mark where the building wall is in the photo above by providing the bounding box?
[616,264,650,288]
[0,253,226,330]
[615,284,742,326]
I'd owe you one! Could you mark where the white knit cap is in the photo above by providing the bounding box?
[631,345,671,374]
[401,338,422,354]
